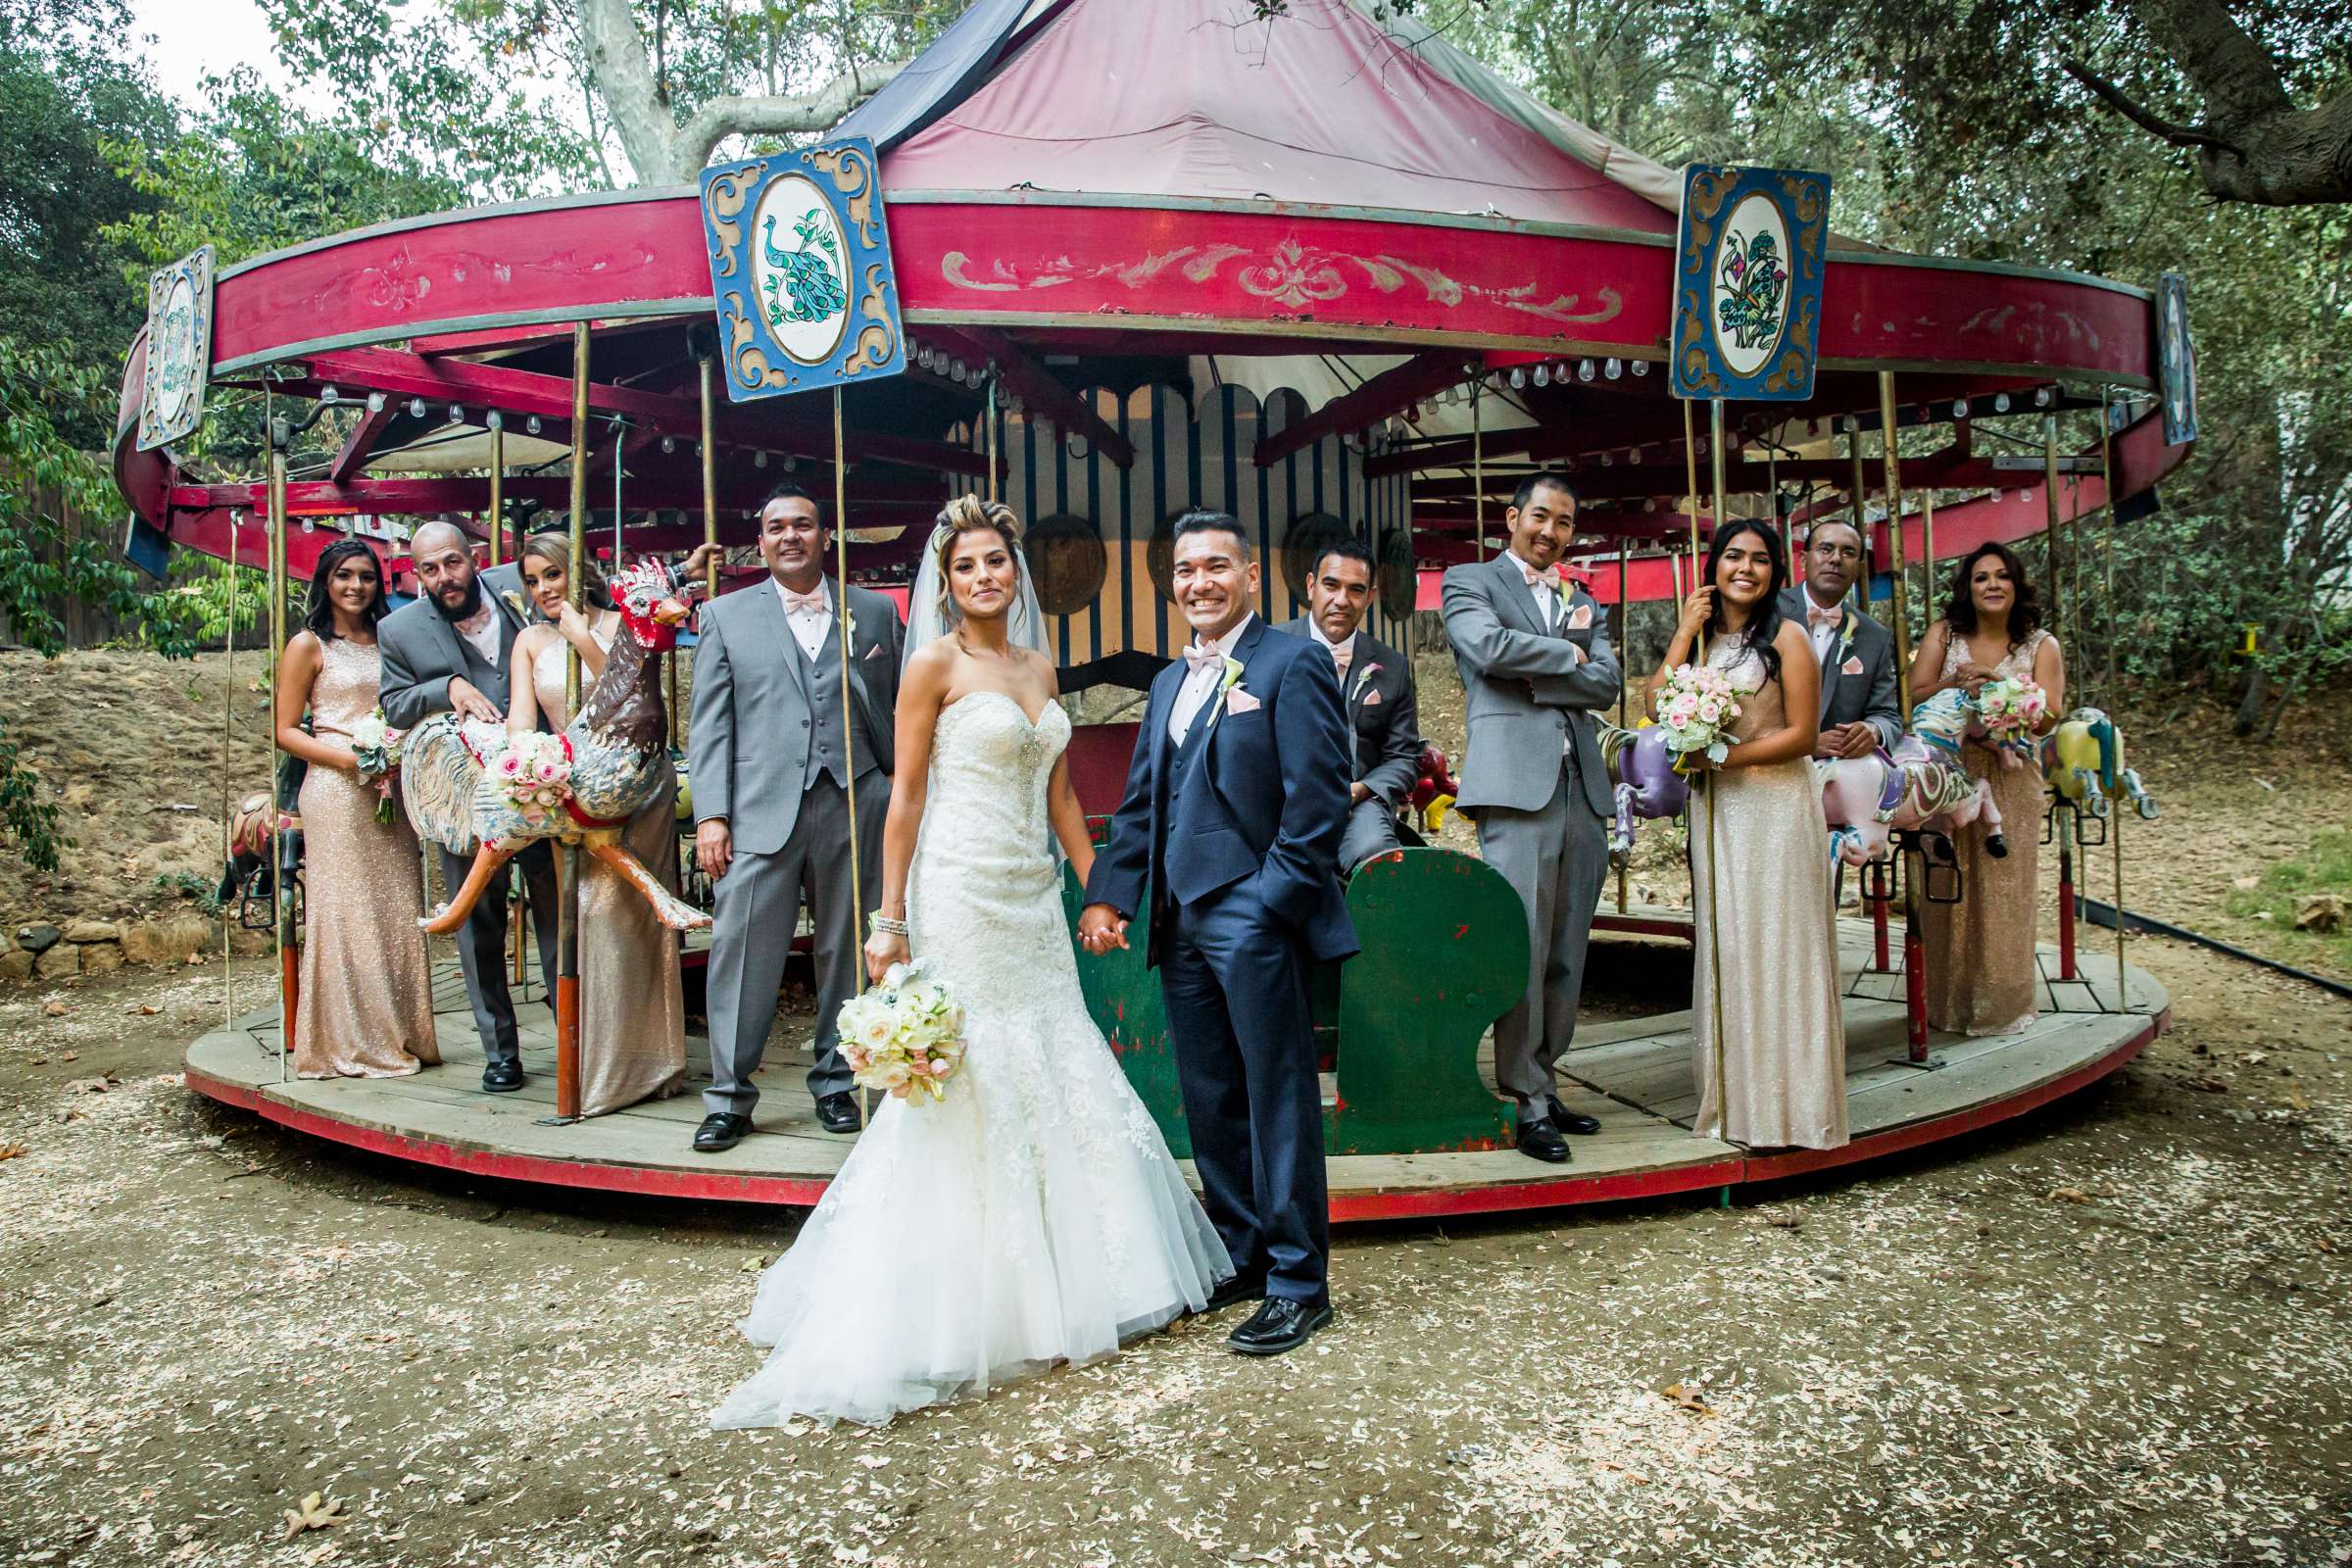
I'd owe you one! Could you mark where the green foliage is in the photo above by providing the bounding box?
[0,710,68,874]
[2225,825,2352,976]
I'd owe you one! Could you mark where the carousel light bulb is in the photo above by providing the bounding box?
[1598,451,1613,466]
[320,386,340,406]
[951,359,967,381]
[1842,416,1858,433]
[2035,386,2053,407]
[1631,359,1649,376]
[755,450,768,468]
[1532,365,1550,387]
[527,415,542,434]
[1604,358,1622,379]
[1578,360,1594,381]
[1509,368,1527,389]
[485,411,502,431]
[1628,446,1642,465]
[1993,393,2011,413]
[1952,400,1969,418]
[661,435,675,454]
[301,518,315,533]
[448,404,463,423]
[409,398,427,418]
[782,456,796,471]
[367,392,385,413]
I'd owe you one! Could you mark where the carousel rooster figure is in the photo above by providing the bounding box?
[403,559,710,936]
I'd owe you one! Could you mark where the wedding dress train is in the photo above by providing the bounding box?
[712,692,1231,1429]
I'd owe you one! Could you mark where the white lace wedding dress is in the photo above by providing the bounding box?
[711,692,1232,1429]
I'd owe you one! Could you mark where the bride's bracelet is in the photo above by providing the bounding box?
[868,912,908,938]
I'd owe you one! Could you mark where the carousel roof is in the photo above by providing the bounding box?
[854,0,1679,229]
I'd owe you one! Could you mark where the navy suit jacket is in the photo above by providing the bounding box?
[1086,617,1357,965]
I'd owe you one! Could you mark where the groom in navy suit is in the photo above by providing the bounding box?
[1081,511,1355,1357]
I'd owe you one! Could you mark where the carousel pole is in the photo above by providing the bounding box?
[1615,536,1629,914]
[1850,416,1892,968]
[831,386,869,1129]
[2043,413,2079,982]
[555,321,589,1121]
[266,406,298,1071]
[1878,373,1933,1064]
[2101,397,2129,1008]
[986,371,1001,505]
[1472,377,1487,563]
[488,418,527,992]
[222,512,238,1026]
[1685,398,1729,1136]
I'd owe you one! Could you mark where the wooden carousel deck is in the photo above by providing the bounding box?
[182,912,2168,1222]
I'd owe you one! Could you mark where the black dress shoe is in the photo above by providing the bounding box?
[814,1092,862,1135]
[481,1059,525,1093]
[1516,1117,1572,1163]
[1201,1276,1263,1313]
[1547,1096,1602,1136]
[693,1112,753,1152]
[1228,1297,1333,1356]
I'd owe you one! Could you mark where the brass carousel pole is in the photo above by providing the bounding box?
[1879,373,1934,1066]
[2043,412,2079,982]
[488,418,527,992]
[1614,535,1629,914]
[833,386,867,1129]
[267,404,297,1075]
[1851,416,1891,971]
[222,512,238,1026]
[1685,398,1729,1140]
[1472,377,1487,563]
[986,370,1001,505]
[2101,397,2128,1008]
[556,322,589,1120]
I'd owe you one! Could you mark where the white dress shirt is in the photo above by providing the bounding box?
[1503,548,1561,635]
[775,575,834,661]
[1169,614,1255,748]
[454,602,504,668]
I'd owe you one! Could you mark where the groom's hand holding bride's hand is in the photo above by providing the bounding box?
[1077,904,1129,956]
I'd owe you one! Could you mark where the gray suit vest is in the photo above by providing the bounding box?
[793,630,885,788]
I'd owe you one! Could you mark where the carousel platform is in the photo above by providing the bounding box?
[182,910,2166,1222]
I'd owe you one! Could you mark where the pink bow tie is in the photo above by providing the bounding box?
[1330,645,1352,678]
[781,586,828,615]
[1183,643,1226,675]
[1521,564,1556,592]
[1808,605,1841,632]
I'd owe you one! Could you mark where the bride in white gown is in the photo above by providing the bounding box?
[712,496,1233,1430]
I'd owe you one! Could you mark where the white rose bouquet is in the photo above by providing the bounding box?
[348,707,405,824]
[1972,676,2048,769]
[1651,662,1747,776]
[836,957,968,1104]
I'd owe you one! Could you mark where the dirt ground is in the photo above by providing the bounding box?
[3,649,2350,1567]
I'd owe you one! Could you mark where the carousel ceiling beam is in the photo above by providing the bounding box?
[292,348,995,478]
[326,401,398,485]
[949,325,1136,468]
[1409,444,1982,500]
[169,475,951,521]
[1255,352,1468,469]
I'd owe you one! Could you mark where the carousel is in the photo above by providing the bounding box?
[122,0,2181,1220]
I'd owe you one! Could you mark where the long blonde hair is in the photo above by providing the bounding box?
[930,494,1024,631]
[519,531,611,610]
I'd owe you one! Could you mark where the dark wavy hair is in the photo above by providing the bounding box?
[1703,517,1789,688]
[303,538,390,641]
[1941,541,2041,647]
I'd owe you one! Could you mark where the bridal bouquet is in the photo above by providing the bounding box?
[1973,676,2048,768]
[348,708,404,825]
[1651,662,1746,775]
[837,958,968,1103]
[494,731,575,827]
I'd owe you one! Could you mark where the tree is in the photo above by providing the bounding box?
[2065,0,2352,207]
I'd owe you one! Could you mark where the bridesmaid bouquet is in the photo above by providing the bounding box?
[348,708,405,825]
[1652,662,1746,776]
[493,731,575,827]
[1973,677,2048,769]
[837,959,968,1104]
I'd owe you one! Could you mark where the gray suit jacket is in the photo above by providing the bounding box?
[1277,617,1423,809]
[376,564,537,730]
[1780,586,1902,751]
[686,577,905,857]
[1442,555,1621,817]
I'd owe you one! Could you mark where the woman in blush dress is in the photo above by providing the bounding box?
[711,495,1228,1430]
[272,538,439,1079]
[1910,542,2066,1036]
[1646,518,1847,1152]
[505,534,715,1117]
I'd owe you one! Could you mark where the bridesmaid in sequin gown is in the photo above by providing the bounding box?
[507,536,702,1117]
[272,539,439,1079]
[1649,520,1848,1151]
[1911,542,2066,1036]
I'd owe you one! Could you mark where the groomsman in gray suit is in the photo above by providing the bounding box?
[687,485,905,1152]
[1780,519,1903,759]
[1278,537,1423,870]
[377,520,560,1094]
[1442,474,1621,1164]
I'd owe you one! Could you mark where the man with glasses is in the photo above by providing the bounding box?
[1781,519,1902,760]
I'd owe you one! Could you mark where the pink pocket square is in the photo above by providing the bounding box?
[1360,688,1383,706]
[1225,688,1261,715]
[864,644,883,660]
[1839,656,1865,675]
[1567,604,1593,631]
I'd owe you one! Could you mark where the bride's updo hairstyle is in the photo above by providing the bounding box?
[931,493,1024,628]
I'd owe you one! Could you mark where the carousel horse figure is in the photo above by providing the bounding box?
[1817,738,2010,868]
[403,560,710,935]
[1599,722,1690,857]
[2042,708,2160,820]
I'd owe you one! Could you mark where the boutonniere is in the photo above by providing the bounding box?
[1349,661,1382,700]
[501,589,528,618]
[1206,655,1251,730]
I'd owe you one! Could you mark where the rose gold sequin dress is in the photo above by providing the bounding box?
[294,635,440,1078]
[531,624,687,1117]
[1689,641,1848,1151]
[1922,627,2054,1037]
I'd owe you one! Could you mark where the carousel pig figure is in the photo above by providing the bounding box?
[1817,737,2009,867]
[402,558,710,935]
[2042,708,2160,820]
[1599,723,1690,857]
